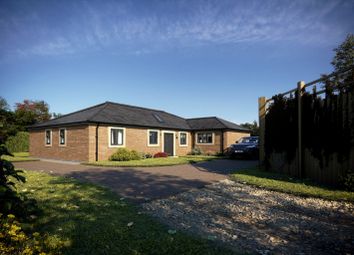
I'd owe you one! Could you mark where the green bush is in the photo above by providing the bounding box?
[5,132,29,153]
[0,144,28,216]
[0,214,64,255]
[144,153,153,159]
[342,170,354,191]
[189,147,203,155]
[109,148,141,161]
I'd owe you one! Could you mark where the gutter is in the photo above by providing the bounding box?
[95,123,99,161]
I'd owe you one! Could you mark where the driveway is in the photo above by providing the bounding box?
[14,159,257,204]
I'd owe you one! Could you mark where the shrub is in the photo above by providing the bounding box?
[188,147,203,155]
[144,153,153,158]
[215,151,224,157]
[109,148,141,161]
[0,214,64,255]
[5,132,29,153]
[342,170,354,191]
[140,152,153,159]
[0,144,28,216]
[204,150,215,156]
[153,152,168,158]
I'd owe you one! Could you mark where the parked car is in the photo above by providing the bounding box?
[227,136,259,159]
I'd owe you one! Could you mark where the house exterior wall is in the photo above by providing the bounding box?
[194,130,223,154]
[223,131,250,149]
[88,125,192,161]
[29,125,248,161]
[29,125,90,161]
[194,130,251,154]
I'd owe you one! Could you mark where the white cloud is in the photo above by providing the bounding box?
[0,0,351,58]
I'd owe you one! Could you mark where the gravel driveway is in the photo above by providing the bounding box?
[14,159,257,203]
[143,179,354,255]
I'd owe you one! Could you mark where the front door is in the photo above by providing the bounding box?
[163,133,174,156]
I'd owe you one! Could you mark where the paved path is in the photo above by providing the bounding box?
[14,159,257,204]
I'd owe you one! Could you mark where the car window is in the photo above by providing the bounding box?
[238,137,258,144]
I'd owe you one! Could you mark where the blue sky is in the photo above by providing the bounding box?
[0,0,353,124]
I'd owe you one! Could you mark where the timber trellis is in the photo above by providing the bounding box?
[258,66,354,185]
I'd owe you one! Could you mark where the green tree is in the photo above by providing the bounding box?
[15,100,51,129]
[331,34,354,71]
[0,98,17,143]
[0,97,9,111]
[51,112,62,119]
[240,120,259,136]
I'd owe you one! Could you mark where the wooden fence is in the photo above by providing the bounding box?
[258,67,354,186]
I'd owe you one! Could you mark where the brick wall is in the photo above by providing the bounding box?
[223,131,250,149]
[30,125,245,161]
[29,125,90,161]
[194,130,222,154]
[88,125,192,161]
[193,130,251,154]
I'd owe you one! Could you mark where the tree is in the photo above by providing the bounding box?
[0,98,17,143]
[15,100,51,129]
[331,34,354,72]
[0,97,9,111]
[240,120,259,136]
[52,112,62,119]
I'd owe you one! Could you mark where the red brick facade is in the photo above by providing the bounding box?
[29,125,249,161]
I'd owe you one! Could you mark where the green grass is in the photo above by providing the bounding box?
[231,168,354,202]
[17,171,235,255]
[85,155,220,167]
[2,152,39,162]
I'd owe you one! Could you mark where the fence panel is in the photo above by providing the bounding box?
[259,67,354,187]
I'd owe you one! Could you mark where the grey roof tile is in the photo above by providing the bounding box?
[29,101,249,132]
[186,117,250,132]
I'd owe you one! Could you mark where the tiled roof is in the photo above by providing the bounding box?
[29,101,250,132]
[186,117,250,132]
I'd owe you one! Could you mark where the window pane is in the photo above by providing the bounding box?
[118,130,123,145]
[111,129,124,145]
[197,132,212,144]
[111,129,116,145]
[149,131,158,144]
[207,133,213,143]
[180,133,187,145]
[46,131,51,144]
[60,129,65,144]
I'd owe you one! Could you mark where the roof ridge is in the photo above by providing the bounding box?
[214,117,228,128]
[216,117,250,131]
[105,101,166,113]
[160,111,187,121]
[49,102,107,122]
[87,102,110,122]
[186,116,217,120]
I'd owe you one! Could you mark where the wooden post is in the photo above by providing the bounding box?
[297,81,305,178]
[258,97,267,167]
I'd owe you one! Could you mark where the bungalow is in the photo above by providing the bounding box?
[28,101,250,161]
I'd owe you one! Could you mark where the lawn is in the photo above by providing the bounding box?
[85,155,221,167]
[231,168,354,202]
[16,171,234,255]
[2,151,38,162]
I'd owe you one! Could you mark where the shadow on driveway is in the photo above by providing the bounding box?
[14,159,258,204]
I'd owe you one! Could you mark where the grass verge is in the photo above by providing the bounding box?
[84,155,221,167]
[3,152,38,162]
[16,171,234,255]
[231,168,354,202]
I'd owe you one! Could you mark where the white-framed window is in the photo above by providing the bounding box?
[108,127,125,147]
[45,129,52,146]
[147,129,160,146]
[179,132,188,146]
[196,132,214,144]
[59,128,66,146]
